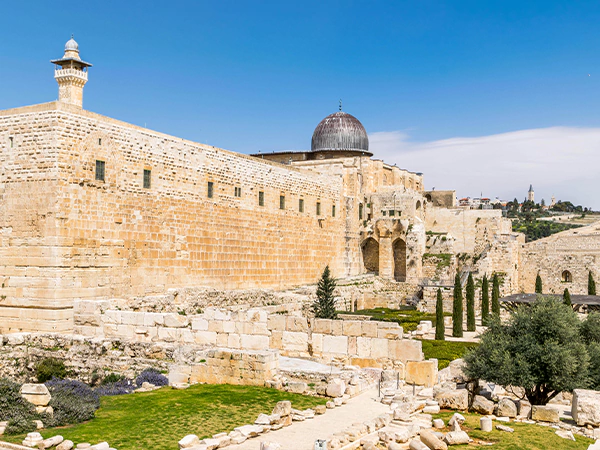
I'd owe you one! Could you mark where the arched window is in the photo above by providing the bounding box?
[425,194,432,203]
[416,200,422,210]
[562,270,572,283]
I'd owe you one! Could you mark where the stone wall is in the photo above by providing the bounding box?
[74,302,423,368]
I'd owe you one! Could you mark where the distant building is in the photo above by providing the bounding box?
[528,184,535,202]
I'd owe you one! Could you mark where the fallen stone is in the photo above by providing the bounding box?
[326,378,346,398]
[444,430,470,445]
[395,427,411,443]
[40,435,64,449]
[496,424,514,433]
[56,441,74,450]
[34,419,44,429]
[20,384,52,407]
[448,413,465,431]
[172,383,190,390]
[480,417,492,432]
[326,400,335,409]
[333,397,343,407]
[22,432,44,448]
[259,441,281,450]
[496,416,510,422]
[272,400,291,416]
[434,389,468,411]
[572,389,600,427]
[471,395,495,415]
[179,435,200,449]
[423,404,441,414]
[409,439,430,450]
[433,419,445,429]
[388,443,402,450]
[75,444,91,449]
[531,405,560,423]
[420,429,448,450]
[286,382,307,394]
[315,404,326,415]
[234,425,262,438]
[555,430,576,441]
[517,399,532,418]
[497,398,518,418]
[89,443,109,450]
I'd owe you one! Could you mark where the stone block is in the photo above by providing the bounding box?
[389,339,423,363]
[342,320,362,336]
[331,320,343,336]
[370,338,389,359]
[164,313,189,328]
[531,405,559,423]
[313,318,332,334]
[179,434,201,448]
[143,313,165,327]
[497,398,517,418]
[267,314,286,331]
[326,378,346,397]
[286,316,308,332]
[361,321,378,337]
[193,331,217,345]
[419,429,447,450]
[20,384,51,406]
[240,334,270,351]
[227,333,241,348]
[322,335,348,354]
[356,337,371,357]
[434,389,468,411]
[405,360,438,388]
[471,395,494,415]
[572,389,600,426]
[269,330,283,349]
[287,382,307,394]
[282,331,309,352]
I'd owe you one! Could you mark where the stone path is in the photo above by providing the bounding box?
[227,387,388,450]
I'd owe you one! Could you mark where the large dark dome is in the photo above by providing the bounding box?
[311,111,369,153]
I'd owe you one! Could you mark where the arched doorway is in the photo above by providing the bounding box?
[416,200,422,211]
[362,238,379,274]
[393,238,407,281]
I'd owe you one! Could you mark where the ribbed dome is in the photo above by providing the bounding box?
[65,36,79,52]
[311,112,369,153]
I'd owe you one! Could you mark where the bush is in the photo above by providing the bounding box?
[95,378,136,397]
[36,357,67,383]
[102,373,124,385]
[45,378,100,427]
[0,378,39,435]
[312,265,337,319]
[136,368,168,387]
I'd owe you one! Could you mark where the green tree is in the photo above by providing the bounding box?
[535,274,543,294]
[481,274,490,326]
[312,266,337,319]
[563,288,571,307]
[581,313,600,390]
[452,272,463,337]
[491,273,500,315]
[435,288,445,341]
[466,273,476,332]
[464,296,590,405]
[589,271,597,296]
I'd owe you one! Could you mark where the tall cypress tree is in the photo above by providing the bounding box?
[312,266,337,319]
[589,271,597,296]
[481,274,490,326]
[563,288,571,307]
[466,273,476,332]
[492,273,500,315]
[435,288,445,341]
[535,274,543,294]
[452,272,463,337]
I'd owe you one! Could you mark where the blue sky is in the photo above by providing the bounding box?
[1,1,599,208]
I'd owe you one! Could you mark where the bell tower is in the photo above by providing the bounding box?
[51,36,92,108]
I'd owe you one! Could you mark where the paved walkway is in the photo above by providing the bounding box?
[227,387,389,450]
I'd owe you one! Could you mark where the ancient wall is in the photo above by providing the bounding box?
[423,190,456,208]
[519,222,600,295]
[0,102,346,333]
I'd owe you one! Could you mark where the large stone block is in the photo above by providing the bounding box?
[281,331,309,352]
[388,339,423,362]
[572,389,600,426]
[240,334,270,351]
[370,338,390,359]
[20,384,51,406]
[531,405,559,423]
[497,398,517,418]
[285,316,309,332]
[193,331,217,345]
[267,315,286,331]
[356,337,372,358]
[434,389,468,411]
[471,395,495,415]
[342,320,362,336]
[313,319,332,334]
[191,317,209,331]
[322,335,348,354]
[405,360,437,387]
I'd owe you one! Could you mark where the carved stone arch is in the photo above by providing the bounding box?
[361,238,380,275]
[393,238,407,282]
[562,270,572,283]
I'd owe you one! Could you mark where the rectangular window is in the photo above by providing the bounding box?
[234,186,241,197]
[259,191,264,206]
[143,169,151,189]
[207,181,214,198]
[389,210,395,217]
[316,202,321,216]
[359,203,363,220]
[280,195,285,210]
[95,160,105,181]
[299,199,304,212]
[98,138,102,146]
[382,210,386,216]
[9,137,13,148]
[332,205,336,217]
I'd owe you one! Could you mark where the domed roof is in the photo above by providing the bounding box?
[65,36,79,52]
[311,111,369,153]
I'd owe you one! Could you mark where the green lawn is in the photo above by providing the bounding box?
[420,339,479,369]
[434,411,593,449]
[340,307,449,332]
[2,384,326,450]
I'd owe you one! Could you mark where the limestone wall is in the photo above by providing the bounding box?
[74,302,423,368]
[519,222,600,294]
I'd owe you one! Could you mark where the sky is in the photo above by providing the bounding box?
[1,1,599,209]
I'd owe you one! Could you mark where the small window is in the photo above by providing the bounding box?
[389,210,395,217]
[207,181,214,198]
[9,137,14,148]
[98,138,102,146]
[95,160,105,181]
[562,270,572,283]
[143,169,151,189]
[359,203,363,220]
[280,195,285,210]
[299,199,304,212]
[259,191,264,206]
[316,202,321,216]
[332,205,336,217]
[382,210,386,216]
[234,186,241,197]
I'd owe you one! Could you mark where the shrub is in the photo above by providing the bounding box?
[311,265,337,319]
[136,368,168,387]
[452,272,463,337]
[45,378,100,427]
[0,378,39,435]
[36,357,67,383]
[95,378,136,397]
[102,373,124,385]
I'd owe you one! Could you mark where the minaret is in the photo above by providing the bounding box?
[528,184,535,202]
[51,36,92,108]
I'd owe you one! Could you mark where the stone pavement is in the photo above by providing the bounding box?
[226,387,388,450]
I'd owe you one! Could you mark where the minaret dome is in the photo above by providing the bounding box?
[51,36,92,108]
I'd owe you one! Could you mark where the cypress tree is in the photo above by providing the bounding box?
[589,271,597,296]
[435,288,445,341]
[481,274,490,326]
[452,272,463,337]
[563,288,571,307]
[312,266,337,319]
[535,274,543,294]
[492,273,501,315]
[466,273,476,332]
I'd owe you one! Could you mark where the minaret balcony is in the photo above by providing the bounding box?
[54,68,88,81]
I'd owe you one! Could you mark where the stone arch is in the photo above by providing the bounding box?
[393,238,407,281]
[362,238,379,274]
[562,270,572,283]
[416,200,422,211]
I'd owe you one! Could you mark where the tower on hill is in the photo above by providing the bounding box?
[528,184,535,203]
[51,36,92,107]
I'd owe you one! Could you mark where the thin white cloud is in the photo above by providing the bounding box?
[369,127,600,210]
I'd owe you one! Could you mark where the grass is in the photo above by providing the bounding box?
[2,384,326,450]
[340,307,449,332]
[433,411,593,449]
[420,339,479,369]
